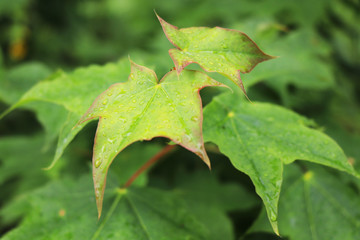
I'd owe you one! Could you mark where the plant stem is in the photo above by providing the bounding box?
[123,144,176,188]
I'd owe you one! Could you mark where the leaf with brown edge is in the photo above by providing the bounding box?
[75,59,225,218]
[157,14,275,95]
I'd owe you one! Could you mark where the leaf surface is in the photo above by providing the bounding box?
[1,175,230,240]
[249,164,360,240]
[0,62,52,104]
[0,135,53,196]
[203,92,358,234]
[173,170,259,212]
[157,14,274,93]
[0,59,131,168]
[77,60,223,217]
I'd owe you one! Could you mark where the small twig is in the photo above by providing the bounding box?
[123,144,176,188]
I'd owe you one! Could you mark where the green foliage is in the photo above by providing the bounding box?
[76,61,223,216]
[157,14,274,94]
[1,171,251,240]
[1,59,131,168]
[249,164,360,240]
[203,91,358,233]
[1,1,360,239]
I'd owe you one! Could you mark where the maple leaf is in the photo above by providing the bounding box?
[157,14,275,95]
[0,59,131,170]
[203,92,359,235]
[250,165,360,240]
[76,60,224,217]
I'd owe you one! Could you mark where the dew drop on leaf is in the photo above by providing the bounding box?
[95,160,101,168]
[191,116,199,122]
[270,210,277,222]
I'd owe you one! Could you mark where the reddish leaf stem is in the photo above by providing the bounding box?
[123,144,176,188]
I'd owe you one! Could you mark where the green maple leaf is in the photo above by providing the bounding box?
[157,14,274,95]
[203,92,359,235]
[250,165,360,240]
[0,59,131,169]
[76,60,224,217]
[1,174,229,240]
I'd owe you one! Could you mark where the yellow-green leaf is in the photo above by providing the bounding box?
[157,14,274,94]
[77,60,224,217]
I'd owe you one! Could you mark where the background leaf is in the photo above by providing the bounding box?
[249,164,360,240]
[1,174,234,240]
[1,59,131,168]
[203,91,358,234]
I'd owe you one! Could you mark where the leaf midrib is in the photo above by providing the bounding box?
[115,87,158,149]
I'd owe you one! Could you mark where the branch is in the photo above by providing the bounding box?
[123,144,176,188]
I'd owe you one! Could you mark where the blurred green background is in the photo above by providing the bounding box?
[0,0,359,239]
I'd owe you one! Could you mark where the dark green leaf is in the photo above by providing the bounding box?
[203,92,358,234]
[1,175,231,240]
[249,164,360,240]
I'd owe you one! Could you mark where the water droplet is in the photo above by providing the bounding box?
[95,189,100,196]
[95,160,101,168]
[130,73,134,79]
[270,211,277,222]
[184,134,192,141]
[132,99,136,103]
[107,92,113,96]
[191,116,199,122]
[102,100,108,105]
[119,117,127,123]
